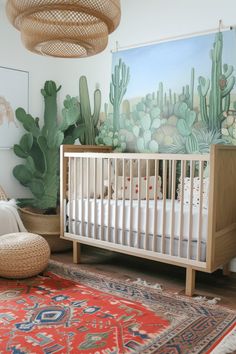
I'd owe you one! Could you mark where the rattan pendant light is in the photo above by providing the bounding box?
[6,0,121,58]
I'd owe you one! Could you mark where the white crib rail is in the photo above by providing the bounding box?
[64,152,210,267]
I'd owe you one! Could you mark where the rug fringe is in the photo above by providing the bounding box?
[211,326,236,354]
[126,278,163,290]
[193,296,221,304]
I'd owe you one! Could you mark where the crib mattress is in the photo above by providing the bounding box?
[67,198,208,242]
[67,199,207,261]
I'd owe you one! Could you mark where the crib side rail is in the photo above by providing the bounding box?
[207,144,236,270]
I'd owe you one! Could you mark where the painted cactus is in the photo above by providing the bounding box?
[198,32,235,132]
[131,94,161,152]
[13,81,79,212]
[62,76,101,145]
[95,117,127,151]
[175,101,199,153]
[110,58,130,132]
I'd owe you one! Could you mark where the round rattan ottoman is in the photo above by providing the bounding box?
[0,232,50,279]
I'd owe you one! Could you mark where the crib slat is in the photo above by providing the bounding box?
[68,157,73,233]
[170,160,176,256]
[81,158,84,235]
[122,159,126,245]
[178,160,185,258]
[100,159,104,241]
[187,160,194,259]
[161,160,167,254]
[74,157,78,235]
[137,159,141,249]
[152,159,159,252]
[129,159,133,247]
[107,158,111,242]
[87,157,90,238]
[145,160,150,250]
[197,161,204,261]
[114,159,118,244]
[94,158,97,240]
[168,160,172,199]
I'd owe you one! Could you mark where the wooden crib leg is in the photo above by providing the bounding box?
[222,263,231,276]
[186,267,196,296]
[73,242,81,264]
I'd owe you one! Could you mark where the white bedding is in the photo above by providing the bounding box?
[67,198,208,242]
[67,198,208,261]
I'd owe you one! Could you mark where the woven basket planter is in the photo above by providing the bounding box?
[19,207,72,253]
[0,232,50,279]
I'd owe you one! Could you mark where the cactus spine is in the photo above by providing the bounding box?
[110,58,130,132]
[198,32,235,132]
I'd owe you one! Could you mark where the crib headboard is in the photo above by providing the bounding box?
[207,144,236,270]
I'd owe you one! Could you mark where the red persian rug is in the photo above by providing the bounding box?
[0,261,235,354]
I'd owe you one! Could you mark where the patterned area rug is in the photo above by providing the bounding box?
[0,260,235,354]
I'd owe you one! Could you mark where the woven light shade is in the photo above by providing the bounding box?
[5,0,121,58]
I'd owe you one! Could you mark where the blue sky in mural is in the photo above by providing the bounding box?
[112,29,236,99]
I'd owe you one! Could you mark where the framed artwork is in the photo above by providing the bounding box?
[0,66,29,148]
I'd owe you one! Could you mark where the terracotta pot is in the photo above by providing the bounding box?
[19,207,72,253]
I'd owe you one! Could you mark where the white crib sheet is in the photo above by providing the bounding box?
[67,199,208,242]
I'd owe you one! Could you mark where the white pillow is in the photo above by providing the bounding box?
[112,175,162,200]
[177,177,209,209]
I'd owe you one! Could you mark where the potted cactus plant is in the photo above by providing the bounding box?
[13,77,101,252]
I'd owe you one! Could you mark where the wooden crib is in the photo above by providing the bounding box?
[60,144,236,296]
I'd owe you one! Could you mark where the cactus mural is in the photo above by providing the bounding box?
[175,102,199,153]
[110,58,130,132]
[198,32,235,132]
[100,29,236,154]
[130,93,161,152]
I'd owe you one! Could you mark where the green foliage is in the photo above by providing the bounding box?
[62,76,101,145]
[13,81,79,212]
[129,94,161,152]
[95,117,126,151]
[174,102,199,153]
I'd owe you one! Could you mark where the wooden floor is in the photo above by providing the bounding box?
[51,245,236,310]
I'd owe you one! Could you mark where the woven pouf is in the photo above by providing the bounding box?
[0,232,50,279]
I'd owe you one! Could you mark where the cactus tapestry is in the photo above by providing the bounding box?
[97,29,236,153]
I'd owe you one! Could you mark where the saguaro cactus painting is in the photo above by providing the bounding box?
[97,29,236,153]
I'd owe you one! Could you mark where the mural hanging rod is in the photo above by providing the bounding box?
[112,22,234,52]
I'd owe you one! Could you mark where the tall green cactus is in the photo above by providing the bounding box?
[13,81,80,212]
[62,76,101,145]
[198,32,235,132]
[110,58,130,132]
